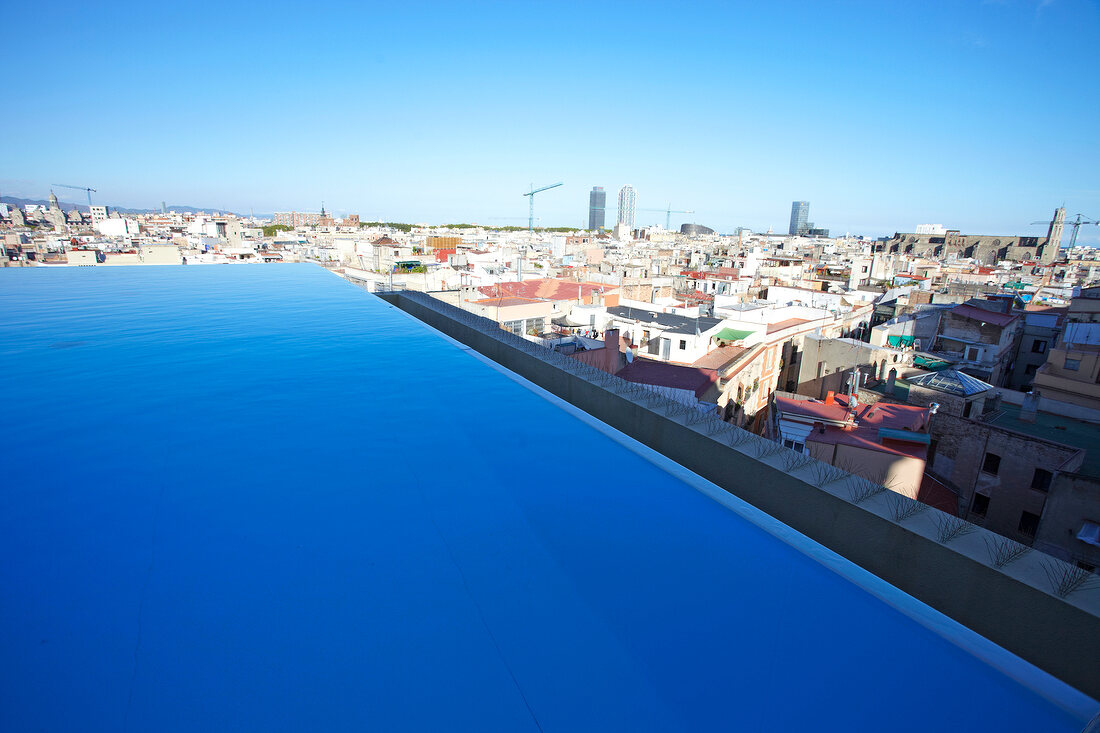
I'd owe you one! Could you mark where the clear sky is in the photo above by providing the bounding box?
[3,1,1098,242]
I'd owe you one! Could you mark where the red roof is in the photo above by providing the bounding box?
[616,358,718,399]
[691,345,749,371]
[475,278,610,302]
[949,304,1018,328]
[918,474,959,515]
[470,296,544,307]
[775,394,930,459]
[766,318,812,334]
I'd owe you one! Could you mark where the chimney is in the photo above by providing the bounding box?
[1019,391,1039,423]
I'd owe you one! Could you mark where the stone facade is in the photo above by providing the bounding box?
[927,413,1084,541]
[1034,472,1100,570]
[878,209,1064,264]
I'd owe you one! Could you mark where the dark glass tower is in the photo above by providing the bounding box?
[789,201,809,236]
[588,187,606,230]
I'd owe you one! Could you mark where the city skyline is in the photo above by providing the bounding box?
[2,1,1098,242]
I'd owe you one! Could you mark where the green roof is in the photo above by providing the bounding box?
[991,404,1100,478]
[714,328,753,343]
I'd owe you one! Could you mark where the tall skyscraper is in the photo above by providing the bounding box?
[617,185,636,229]
[588,186,606,230]
[789,201,809,236]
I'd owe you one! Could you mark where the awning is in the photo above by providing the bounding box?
[714,328,753,343]
[878,428,931,445]
[888,335,914,348]
[914,356,952,370]
[552,314,592,327]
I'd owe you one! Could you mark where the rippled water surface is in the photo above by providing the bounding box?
[0,264,1093,732]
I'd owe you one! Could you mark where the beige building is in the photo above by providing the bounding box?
[465,296,555,336]
[1032,287,1100,417]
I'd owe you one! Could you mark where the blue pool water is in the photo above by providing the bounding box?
[0,264,1095,732]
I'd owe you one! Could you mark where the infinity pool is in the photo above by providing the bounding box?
[1,264,1095,731]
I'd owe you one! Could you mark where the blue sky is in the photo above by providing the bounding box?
[3,1,1098,242]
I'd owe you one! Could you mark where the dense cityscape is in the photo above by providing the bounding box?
[4,1,1100,730]
[4,189,1099,571]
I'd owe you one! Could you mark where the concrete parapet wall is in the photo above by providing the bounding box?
[379,289,1100,700]
[998,388,1100,423]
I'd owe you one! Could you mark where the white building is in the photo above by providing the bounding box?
[617,185,636,229]
[94,218,139,237]
[915,224,947,235]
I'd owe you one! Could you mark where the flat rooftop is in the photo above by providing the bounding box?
[991,403,1100,477]
[0,264,1095,731]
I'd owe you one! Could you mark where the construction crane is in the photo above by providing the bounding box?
[637,205,695,231]
[1030,213,1099,249]
[522,182,562,232]
[608,203,695,230]
[51,183,97,208]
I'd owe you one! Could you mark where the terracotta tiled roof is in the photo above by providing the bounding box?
[691,346,749,371]
[475,278,611,302]
[617,358,718,399]
[766,318,812,334]
[470,296,544,307]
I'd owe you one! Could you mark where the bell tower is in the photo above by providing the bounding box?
[1043,207,1066,263]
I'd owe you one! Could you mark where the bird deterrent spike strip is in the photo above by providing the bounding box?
[781,451,814,474]
[737,435,768,458]
[724,429,750,447]
[983,536,1032,569]
[933,514,977,544]
[846,477,888,505]
[808,461,847,487]
[1039,557,1100,598]
[887,493,928,523]
[705,420,730,437]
